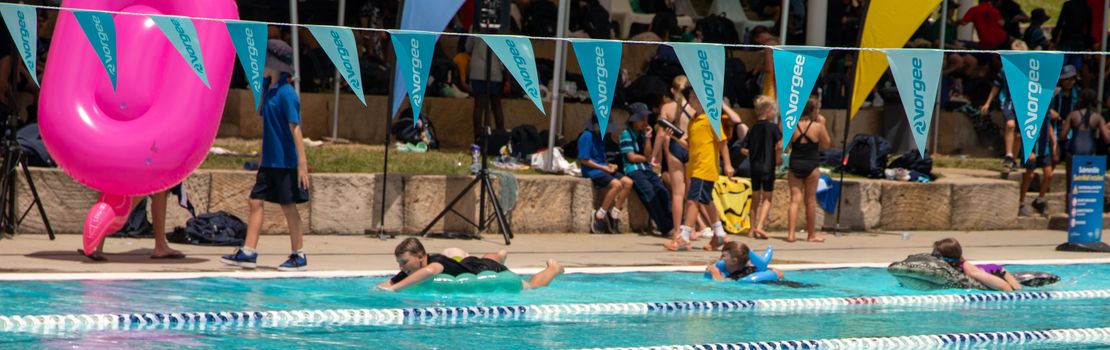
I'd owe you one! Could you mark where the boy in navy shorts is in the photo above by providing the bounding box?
[222,39,310,271]
[579,116,634,234]
[665,87,733,251]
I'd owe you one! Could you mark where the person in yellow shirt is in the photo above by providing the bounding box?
[664,86,734,251]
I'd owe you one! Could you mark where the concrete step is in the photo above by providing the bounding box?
[1016,215,1054,231]
[1038,213,1110,231]
[1004,171,1068,194]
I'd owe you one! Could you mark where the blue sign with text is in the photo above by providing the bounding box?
[1069,155,1105,243]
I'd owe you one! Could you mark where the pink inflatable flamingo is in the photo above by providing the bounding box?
[38,0,238,256]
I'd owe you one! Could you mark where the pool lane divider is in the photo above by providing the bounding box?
[1,289,1108,332]
[581,327,1110,350]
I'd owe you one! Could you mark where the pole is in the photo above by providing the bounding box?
[932,0,947,153]
[1099,0,1109,114]
[289,0,301,95]
[374,0,405,239]
[829,0,874,236]
[779,0,789,43]
[805,0,826,46]
[545,0,570,169]
[330,0,346,140]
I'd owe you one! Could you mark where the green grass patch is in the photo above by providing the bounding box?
[932,154,1007,172]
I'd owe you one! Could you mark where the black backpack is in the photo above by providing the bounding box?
[16,123,55,167]
[510,124,544,159]
[168,211,247,246]
[523,0,558,37]
[390,108,439,149]
[579,2,611,39]
[696,14,740,44]
[844,134,892,178]
[888,149,934,175]
[111,197,153,238]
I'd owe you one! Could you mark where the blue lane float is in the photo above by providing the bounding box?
[580,327,1110,350]
[2,289,1106,333]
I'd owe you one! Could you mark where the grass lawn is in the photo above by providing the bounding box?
[932,154,1008,172]
[204,139,1010,176]
[201,139,547,175]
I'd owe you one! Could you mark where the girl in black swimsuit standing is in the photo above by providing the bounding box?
[786,98,831,243]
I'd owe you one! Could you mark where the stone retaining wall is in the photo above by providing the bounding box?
[18,168,1023,235]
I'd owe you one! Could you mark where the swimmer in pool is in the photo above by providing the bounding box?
[932,238,1022,291]
[706,242,783,281]
[378,238,565,292]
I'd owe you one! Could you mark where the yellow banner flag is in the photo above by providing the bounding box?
[849,0,941,118]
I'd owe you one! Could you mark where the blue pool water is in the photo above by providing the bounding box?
[0,264,1107,348]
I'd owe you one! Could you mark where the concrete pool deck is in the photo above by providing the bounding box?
[0,230,1106,276]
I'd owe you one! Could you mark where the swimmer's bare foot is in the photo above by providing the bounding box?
[751,228,769,240]
[785,233,797,243]
[703,235,727,251]
[547,258,565,275]
[689,228,705,241]
[806,233,826,243]
[663,237,690,251]
[150,247,186,259]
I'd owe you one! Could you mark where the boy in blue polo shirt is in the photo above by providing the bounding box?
[579,116,634,234]
[222,39,311,271]
[620,103,673,236]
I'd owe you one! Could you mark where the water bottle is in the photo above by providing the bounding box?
[470,144,481,174]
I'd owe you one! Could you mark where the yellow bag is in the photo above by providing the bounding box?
[712,177,752,234]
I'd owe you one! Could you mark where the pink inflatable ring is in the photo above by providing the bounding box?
[38,0,238,255]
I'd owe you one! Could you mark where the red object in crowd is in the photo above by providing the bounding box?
[961,2,1008,50]
[460,0,475,31]
[1089,0,1105,48]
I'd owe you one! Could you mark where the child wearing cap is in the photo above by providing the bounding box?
[620,103,673,236]
[221,39,311,271]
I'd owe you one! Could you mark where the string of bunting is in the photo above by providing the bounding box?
[0,2,1091,155]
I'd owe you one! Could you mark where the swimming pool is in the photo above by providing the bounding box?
[1,263,1107,348]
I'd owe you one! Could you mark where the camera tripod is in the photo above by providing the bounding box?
[0,114,54,240]
[419,0,513,244]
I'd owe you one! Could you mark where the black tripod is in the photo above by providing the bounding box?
[0,114,54,240]
[420,0,513,244]
[419,121,514,245]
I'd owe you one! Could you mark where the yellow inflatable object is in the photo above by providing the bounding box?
[712,177,752,234]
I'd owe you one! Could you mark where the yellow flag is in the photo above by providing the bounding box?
[849,0,942,118]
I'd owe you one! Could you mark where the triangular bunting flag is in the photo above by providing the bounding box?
[72,10,118,90]
[0,3,37,86]
[885,49,944,157]
[307,25,366,105]
[670,42,725,139]
[999,52,1063,161]
[225,20,268,110]
[571,39,622,140]
[149,15,209,87]
[390,0,466,117]
[481,34,545,114]
[772,46,828,149]
[390,30,439,126]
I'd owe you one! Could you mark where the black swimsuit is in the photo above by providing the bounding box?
[789,122,820,178]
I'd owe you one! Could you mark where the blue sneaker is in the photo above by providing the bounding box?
[278,254,307,272]
[220,249,257,269]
